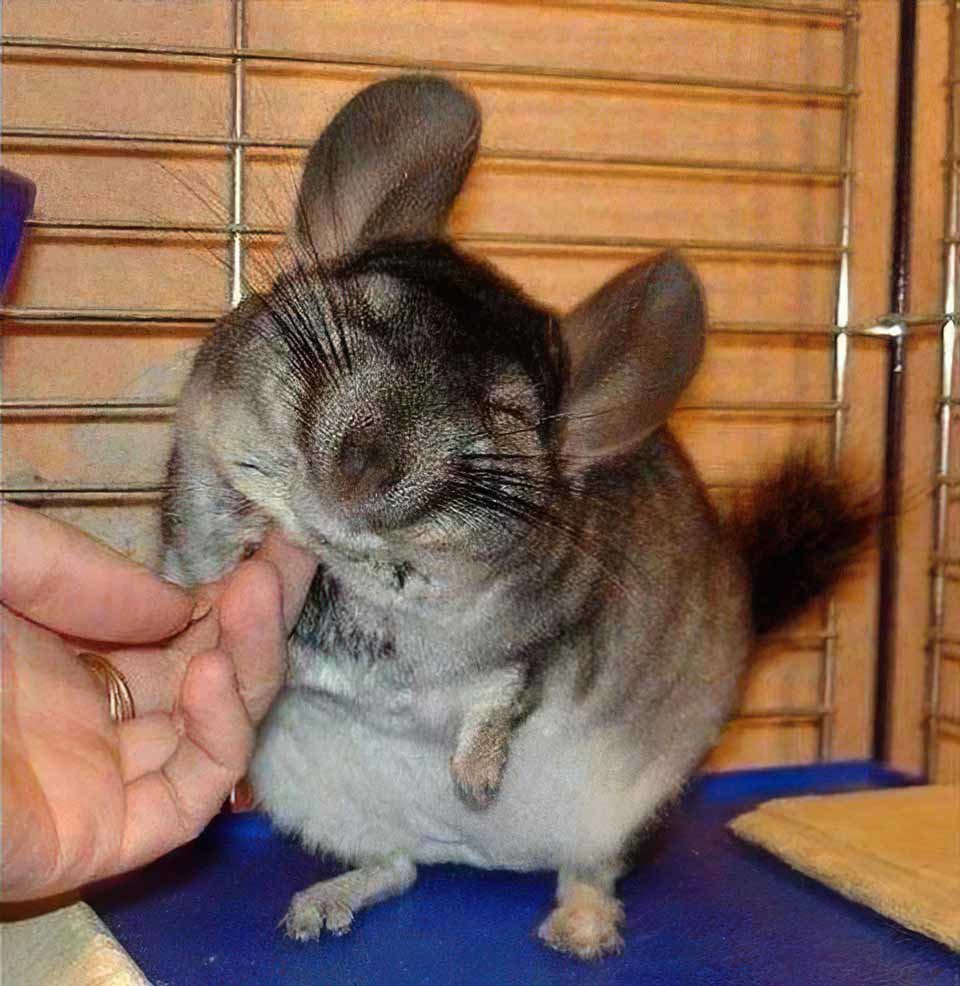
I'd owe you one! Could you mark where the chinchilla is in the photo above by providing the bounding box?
[161,75,873,959]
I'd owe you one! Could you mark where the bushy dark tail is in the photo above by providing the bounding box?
[727,454,876,636]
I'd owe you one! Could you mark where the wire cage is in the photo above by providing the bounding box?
[928,0,960,781]
[0,0,954,777]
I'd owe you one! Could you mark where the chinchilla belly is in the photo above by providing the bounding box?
[249,683,724,872]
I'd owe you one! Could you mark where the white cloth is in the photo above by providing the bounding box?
[1,901,151,986]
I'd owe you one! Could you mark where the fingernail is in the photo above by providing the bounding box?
[191,599,213,623]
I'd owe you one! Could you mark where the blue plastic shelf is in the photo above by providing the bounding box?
[0,168,36,295]
[91,761,959,985]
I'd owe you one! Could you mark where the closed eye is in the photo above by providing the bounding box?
[234,460,270,476]
[488,401,532,423]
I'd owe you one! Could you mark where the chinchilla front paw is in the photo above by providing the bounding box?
[281,858,417,942]
[449,729,508,809]
[282,884,355,940]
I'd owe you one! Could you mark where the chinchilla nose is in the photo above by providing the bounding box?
[335,429,402,502]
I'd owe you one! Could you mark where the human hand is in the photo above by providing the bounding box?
[1,503,317,902]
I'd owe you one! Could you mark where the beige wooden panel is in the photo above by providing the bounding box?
[706,721,819,769]
[948,414,960,477]
[8,235,228,310]
[740,645,824,711]
[3,56,230,137]
[246,68,845,169]
[13,231,836,320]
[470,249,841,320]
[40,502,164,568]
[245,0,845,88]
[244,155,840,246]
[947,496,960,559]
[452,166,838,245]
[935,731,960,782]
[689,335,834,404]
[942,580,960,637]
[0,0,897,773]
[3,419,173,489]
[2,146,230,226]
[672,416,831,486]
[4,0,232,47]
[2,325,200,401]
[941,659,960,719]
[934,659,960,781]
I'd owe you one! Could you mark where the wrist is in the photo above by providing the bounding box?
[0,745,60,902]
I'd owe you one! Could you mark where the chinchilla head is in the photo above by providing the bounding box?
[184,74,706,576]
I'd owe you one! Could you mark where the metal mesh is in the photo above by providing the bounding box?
[0,0,935,756]
[926,0,960,778]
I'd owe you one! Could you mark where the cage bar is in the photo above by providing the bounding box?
[0,399,846,420]
[4,125,848,184]
[19,220,847,258]
[509,0,852,18]
[817,0,861,761]
[228,0,246,307]
[6,127,851,186]
[926,0,960,779]
[5,306,945,335]
[2,35,853,101]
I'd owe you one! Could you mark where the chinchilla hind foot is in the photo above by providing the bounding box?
[537,870,625,960]
[282,855,417,941]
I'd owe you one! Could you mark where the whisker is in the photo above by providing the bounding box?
[448,457,655,605]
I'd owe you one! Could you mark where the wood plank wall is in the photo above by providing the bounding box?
[3,0,937,772]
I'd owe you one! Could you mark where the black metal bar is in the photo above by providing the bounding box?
[873,0,918,764]
[890,3,917,317]
[875,328,906,764]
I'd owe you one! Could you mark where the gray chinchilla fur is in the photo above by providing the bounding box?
[161,75,873,959]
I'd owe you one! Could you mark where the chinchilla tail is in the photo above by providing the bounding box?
[727,453,877,637]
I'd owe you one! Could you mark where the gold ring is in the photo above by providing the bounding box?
[76,652,136,723]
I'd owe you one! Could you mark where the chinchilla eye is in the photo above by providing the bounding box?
[235,460,269,476]
[489,401,529,422]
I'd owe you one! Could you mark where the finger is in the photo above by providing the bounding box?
[119,650,253,871]
[254,531,318,632]
[218,559,285,723]
[117,712,180,783]
[103,606,221,718]
[1,502,194,642]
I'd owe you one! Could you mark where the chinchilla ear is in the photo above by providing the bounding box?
[292,75,481,260]
[559,251,706,464]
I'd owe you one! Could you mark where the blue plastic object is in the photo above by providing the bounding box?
[91,762,958,985]
[0,168,36,295]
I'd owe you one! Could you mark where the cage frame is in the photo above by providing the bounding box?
[0,0,952,773]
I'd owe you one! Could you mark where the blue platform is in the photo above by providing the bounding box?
[91,762,959,985]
